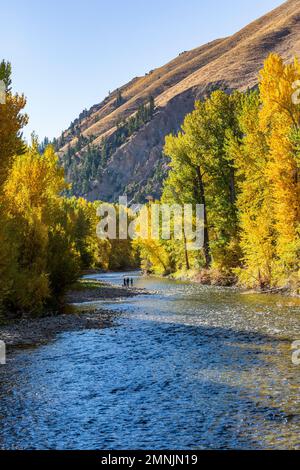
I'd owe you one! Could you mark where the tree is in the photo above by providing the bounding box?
[162,91,243,274]
[0,60,12,91]
[149,95,155,118]
[115,89,124,108]
[229,91,276,288]
[2,143,68,312]
[0,61,28,186]
[259,54,300,286]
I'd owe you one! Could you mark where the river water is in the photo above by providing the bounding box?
[0,271,300,450]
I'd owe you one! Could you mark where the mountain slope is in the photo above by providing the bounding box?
[57,0,300,202]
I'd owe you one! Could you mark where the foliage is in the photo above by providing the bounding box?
[0,63,138,318]
[138,55,300,292]
[0,60,28,185]
[1,53,299,320]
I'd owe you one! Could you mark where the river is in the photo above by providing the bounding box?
[0,271,300,450]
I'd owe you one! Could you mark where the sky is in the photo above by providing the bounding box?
[0,0,284,141]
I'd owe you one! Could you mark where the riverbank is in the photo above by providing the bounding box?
[166,269,300,297]
[0,279,146,349]
[66,278,148,303]
[168,269,236,287]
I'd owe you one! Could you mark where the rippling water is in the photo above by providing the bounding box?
[0,272,300,450]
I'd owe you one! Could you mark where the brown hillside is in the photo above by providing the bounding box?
[58,0,300,202]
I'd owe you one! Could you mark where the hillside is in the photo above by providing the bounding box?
[56,0,300,203]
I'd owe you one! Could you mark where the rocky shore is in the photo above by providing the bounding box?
[0,281,147,349]
[66,281,148,304]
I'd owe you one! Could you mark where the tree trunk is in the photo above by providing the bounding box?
[196,166,211,269]
[183,232,190,271]
[229,166,236,205]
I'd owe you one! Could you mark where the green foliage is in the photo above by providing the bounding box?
[0,60,12,91]
[145,90,243,277]
[115,89,124,108]
[0,61,28,185]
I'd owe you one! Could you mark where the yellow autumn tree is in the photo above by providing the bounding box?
[259,54,300,288]
[2,143,68,312]
[133,203,173,275]
[230,91,277,288]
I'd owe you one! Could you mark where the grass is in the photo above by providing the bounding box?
[70,279,105,292]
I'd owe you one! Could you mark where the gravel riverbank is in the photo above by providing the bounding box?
[66,282,148,304]
[0,282,147,349]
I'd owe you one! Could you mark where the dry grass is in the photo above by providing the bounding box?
[59,0,300,157]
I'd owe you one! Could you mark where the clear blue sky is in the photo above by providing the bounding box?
[1,0,284,141]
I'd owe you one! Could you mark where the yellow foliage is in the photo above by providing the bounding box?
[259,54,300,284]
